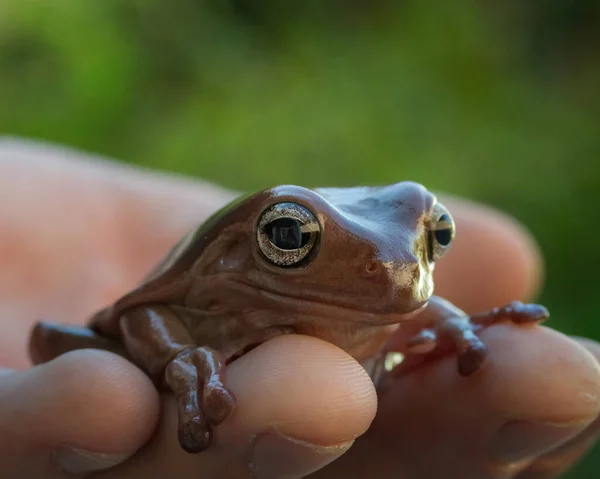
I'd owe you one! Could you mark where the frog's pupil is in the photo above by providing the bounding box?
[434,228,452,246]
[266,218,309,250]
[434,215,453,246]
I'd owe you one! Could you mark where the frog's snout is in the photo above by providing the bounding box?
[381,256,434,312]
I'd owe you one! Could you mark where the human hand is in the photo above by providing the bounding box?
[0,138,598,478]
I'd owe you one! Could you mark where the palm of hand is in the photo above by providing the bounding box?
[0,139,598,479]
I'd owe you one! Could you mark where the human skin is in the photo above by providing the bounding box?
[0,138,598,479]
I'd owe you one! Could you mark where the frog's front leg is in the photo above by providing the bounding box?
[403,296,549,376]
[120,306,235,453]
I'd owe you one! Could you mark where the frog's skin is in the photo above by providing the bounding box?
[28,182,549,453]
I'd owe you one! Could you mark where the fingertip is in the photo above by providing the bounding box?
[436,196,544,313]
[330,325,600,478]
[1,349,159,458]
[42,350,160,452]
[228,335,378,478]
[479,325,600,426]
[227,335,378,446]
[512,337,600,479]
[478,326,600,472]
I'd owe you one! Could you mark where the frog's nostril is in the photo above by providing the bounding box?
[364,260,380,277]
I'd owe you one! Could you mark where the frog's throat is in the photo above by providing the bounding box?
[228,279,428,325]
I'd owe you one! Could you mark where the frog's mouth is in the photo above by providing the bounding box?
[228,279,429,325]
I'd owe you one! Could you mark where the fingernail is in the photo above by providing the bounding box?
[491,420,587,462]
[54,446,130,475]
[250,431,353,479]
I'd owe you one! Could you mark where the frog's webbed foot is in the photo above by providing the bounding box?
[405,299,549,376]
[164,347,235,453]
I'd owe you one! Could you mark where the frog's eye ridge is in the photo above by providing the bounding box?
[428,205,455,262]
[257,202,320,267]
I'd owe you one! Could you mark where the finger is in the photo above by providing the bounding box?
[435,196,544,313]
[516,337,600,479]
[311,325,600,479]
[95,335,377,479]
[0,350,159,478]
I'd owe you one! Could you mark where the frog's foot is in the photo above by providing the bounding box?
[406,318,487,376]
[164,347,235,453]
[406,301,549,376]
[29,321,127,365]
[469,301,549,327]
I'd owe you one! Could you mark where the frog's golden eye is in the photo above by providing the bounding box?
[428,203,455,262]
[257,202,320,266]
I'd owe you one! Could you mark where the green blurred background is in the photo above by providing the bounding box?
[1,1,598,476]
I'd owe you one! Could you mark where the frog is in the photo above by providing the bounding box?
[28,182,549,454]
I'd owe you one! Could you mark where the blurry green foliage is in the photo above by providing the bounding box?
[1,1,599,476]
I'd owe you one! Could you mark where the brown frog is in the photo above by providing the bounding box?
[28,182,549,453]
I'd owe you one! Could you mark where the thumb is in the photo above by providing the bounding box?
[0,350,159,478]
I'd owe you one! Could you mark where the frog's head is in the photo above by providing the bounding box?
[226,182,456,322]
[113,182,454,326]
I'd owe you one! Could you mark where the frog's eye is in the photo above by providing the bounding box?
[257,202,320,266]
[428,203,455,262]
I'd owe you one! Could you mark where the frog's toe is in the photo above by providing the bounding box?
[406,329,438,354]
[470,301,550,327]
[203,384,235,425]
[458,339,488,376]
[179,416,212,453]
[507,302,550,323]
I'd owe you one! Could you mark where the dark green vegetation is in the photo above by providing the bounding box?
[1,1,599,476]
